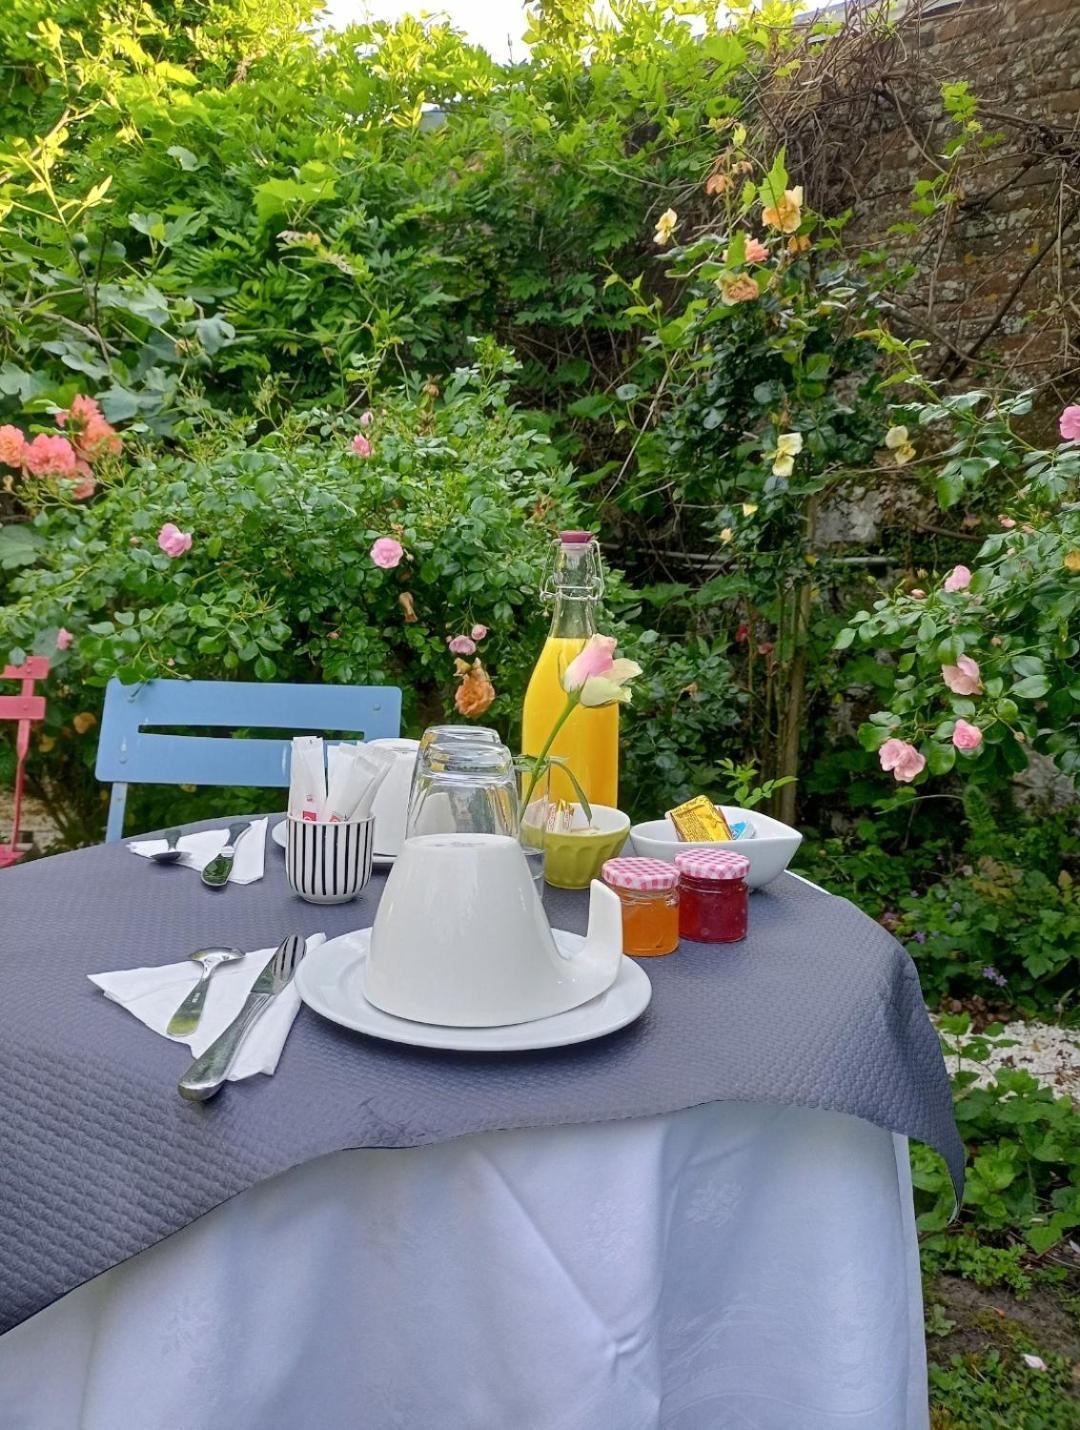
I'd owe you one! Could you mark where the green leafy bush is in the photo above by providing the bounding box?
[913,1020,1080,1255]
[0,351,578,839]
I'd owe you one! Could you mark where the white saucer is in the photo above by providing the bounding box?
[295,928,652,1052]
[271,821,395,867]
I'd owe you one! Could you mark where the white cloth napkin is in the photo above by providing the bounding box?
[88,933,326,1079]
[128,818,268,885]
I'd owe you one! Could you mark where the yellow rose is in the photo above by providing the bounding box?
[762,185,803,234]
[653,208,678,247]
[770,431,803,477]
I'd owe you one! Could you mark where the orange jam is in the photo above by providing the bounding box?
[601,856,680,957]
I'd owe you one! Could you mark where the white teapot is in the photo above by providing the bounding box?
[364,834,623,1027]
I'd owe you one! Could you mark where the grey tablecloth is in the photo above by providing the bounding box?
[0,819,962,1334]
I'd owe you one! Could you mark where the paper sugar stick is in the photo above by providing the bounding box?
[289,736,326,822]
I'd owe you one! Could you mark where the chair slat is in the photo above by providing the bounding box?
[95,678,402,840]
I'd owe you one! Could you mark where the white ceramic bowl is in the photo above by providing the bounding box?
[629,805,802,890]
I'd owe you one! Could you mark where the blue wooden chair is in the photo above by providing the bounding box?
[96,678,402,841]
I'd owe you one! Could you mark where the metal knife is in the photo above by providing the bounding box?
[177,935,306,1101]
[200,820,253,889]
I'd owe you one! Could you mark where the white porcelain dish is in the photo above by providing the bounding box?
[366,834,623,1027]
[296,929,652,1052]
[629,805,802,889]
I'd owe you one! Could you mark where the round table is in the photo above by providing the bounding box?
[0,821,932,1429]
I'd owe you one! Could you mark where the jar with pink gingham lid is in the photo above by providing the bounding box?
[674,849,750,944]
[601,856,680,957]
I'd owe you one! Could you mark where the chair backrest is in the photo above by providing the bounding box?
[1,657,50,864]
[95,678,402,841]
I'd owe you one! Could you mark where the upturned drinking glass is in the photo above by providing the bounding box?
[406,739,519,841]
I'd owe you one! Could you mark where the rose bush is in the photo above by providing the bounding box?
[0,350,579,838]
[838,393,1080,785]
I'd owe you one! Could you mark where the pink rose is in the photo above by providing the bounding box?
[351,434,372,458]
[942,654,982,696]
[56,628,73,651]
[943,564,971,593]
[952,718,983,751]
[1059,405,1080,442]
[71,475,95,500]
[359,410,374,427]
[447,635,477,656]
[999,516,1016,529]
[0,425,25,468]
[879,737,926,784]
[745,237,769,263]
[370,536,403,569]
[563,634,617,691]
[157,522,193,557]
[470,624,488,641]
[910,589,926,599]
[22,434,77,478]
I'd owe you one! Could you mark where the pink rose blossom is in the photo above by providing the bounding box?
[878,738,926,784]
[71,475,95,500]
[999,516,1016,529]
[370,536,403,569]
[157,522,193,558]
[722,234,770,264]
[910,589,926,599]
[0,425,25,468]
[942,654,982,696]
[447,635,477,656]
[563,634,617,691]
[65,394,120,460]
[1059,405,1080,442]
[56,628,73,651]
[943,564,971,593]
[470,624,488,641]
[359,410,374,427]
[952,718,983,751]
[351,433,372,458]
[22,434,77,478]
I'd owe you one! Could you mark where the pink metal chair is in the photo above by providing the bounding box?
[0,656,49,867]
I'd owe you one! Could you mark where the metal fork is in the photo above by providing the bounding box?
[177,935,306,1101]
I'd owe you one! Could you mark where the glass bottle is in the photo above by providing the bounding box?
[521,531,618,808]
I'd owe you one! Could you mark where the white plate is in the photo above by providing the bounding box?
[296,929,652,1052]
[271,821,395,867]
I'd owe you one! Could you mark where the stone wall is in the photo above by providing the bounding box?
[836,0,1080,405]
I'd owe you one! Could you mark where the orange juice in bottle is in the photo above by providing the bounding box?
[521,531,618,808]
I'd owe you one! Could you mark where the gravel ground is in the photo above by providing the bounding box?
[947,1020,1080,1096]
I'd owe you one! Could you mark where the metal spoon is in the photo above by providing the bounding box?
[166,946,246,1037]
[150,828,185,864]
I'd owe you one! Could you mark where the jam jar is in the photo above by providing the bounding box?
[674,849,750,943]
[601,856,680,956]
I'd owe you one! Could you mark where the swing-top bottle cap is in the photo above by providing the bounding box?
[559,530,593,544]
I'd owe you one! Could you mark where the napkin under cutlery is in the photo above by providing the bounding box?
[129,818,268,885]
[89,932,325,1079]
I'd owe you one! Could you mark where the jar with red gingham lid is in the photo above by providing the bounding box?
[673,849,750,944]
[601,856,680,957]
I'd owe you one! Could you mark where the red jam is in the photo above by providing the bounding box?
[674,849,750,944]
[678,873,748,942]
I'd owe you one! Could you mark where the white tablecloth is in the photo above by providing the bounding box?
[1,1102,927,1429]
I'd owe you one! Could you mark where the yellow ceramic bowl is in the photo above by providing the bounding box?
[542,805,630,889]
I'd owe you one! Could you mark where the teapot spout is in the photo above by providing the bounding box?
[574,880,624,996]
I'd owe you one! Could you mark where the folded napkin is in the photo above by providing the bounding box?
[89,933,325,1079]
[128,818,268,885]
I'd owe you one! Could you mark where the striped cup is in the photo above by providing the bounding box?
[286,815,374,904]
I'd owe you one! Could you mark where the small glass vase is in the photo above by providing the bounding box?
[517,757,550,897]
